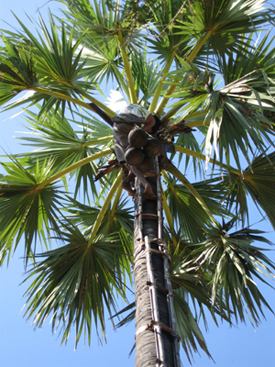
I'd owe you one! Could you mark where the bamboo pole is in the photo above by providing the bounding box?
[162,192,178,248]
[145,236,166,367]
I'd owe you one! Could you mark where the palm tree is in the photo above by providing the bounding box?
[1,0,275,365]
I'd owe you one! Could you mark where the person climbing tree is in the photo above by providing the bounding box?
[112,104,161,197]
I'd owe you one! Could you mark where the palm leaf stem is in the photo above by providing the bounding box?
[185,117,274,129]
[117,30,137,104]
[188,30,212,63]
[155,84,178,117]
[88,103,114,126]
[79,90,116,117]
[157,30,212,116]
[35,148,112,190]
[184,110,208,121]
[30,87,95,110]
[109,184,123,222]
[162,190,178,247]
[185,119,210,128]
[81,136,113,148]
[149,52,175,114]
[88,171,122,246]
[112,66,131,103]
[164,161,217,226]
[162,105,184,124]
[174,145,240,175]
[106,182,124,235]
[31,87,115,116]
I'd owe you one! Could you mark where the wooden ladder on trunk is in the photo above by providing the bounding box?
[134,156,180,367]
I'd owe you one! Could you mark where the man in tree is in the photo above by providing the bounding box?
[112,104,161,197]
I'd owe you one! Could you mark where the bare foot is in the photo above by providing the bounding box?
[144,184,157,199]
[121,181,135,196]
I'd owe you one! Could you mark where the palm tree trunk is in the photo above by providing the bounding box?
[133,176,177,367]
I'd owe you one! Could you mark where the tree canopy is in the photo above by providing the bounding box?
[1,0,275,364]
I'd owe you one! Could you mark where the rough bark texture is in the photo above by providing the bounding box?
[133,177,175,367]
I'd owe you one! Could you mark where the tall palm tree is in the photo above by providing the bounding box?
[1,0,275,365]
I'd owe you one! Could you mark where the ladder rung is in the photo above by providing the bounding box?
[148,247,171,259]
[151,321,181,341]
[141,213,159,220]
[144,172,159,177]
[141,193,158,200]
[147,281,169,294]
[136,322,180,341]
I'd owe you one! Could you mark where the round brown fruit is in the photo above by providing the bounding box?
[128,128,148,148]
[143,138,162,157]
[125,146,145,166]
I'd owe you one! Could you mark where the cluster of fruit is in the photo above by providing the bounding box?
[157,128,174,143]
[124,128,162,166]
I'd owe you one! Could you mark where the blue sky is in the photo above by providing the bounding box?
[1,1,275,366]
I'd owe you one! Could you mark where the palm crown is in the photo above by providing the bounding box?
[1,0,275,365]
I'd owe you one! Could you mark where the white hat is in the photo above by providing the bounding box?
[119,104,151,119]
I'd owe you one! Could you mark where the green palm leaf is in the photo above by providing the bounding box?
[222,151,275,228]
[0,36,38,106]
[60,0,143,51]
[15,13,89,89]
[14,109,114,198]
[194,67,275,172]
[64,196,134,270]
[173,288,213,363]
[163,174,230,242]
[176,0,273,58]
[23,226,129,347]
[219,29,275,84]
[0,158,66,264]
[131,50,165,106]
[0,12,113,116]
[192,223,275,326]
[144,0,193,64]
[170,244,230,323]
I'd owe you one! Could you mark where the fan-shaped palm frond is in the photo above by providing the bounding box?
[174,133,202,174]
[165,59,275,174]
[0,158,66,264]
[191,222,275,326]
[64,196,134,260]
[131,50,165,106]
[59,0,144,92]
[173,288,213,364]
[0,12,115,117]
[0,36,38,106]
[23,225,129,347]
[219,29,275,84]
[15,109,113,198]
[144,0,193,62]
[163,172,230,243]
[175,0,273,59]
[220,151,275,229]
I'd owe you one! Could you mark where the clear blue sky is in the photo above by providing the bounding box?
[1,1,275,366]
